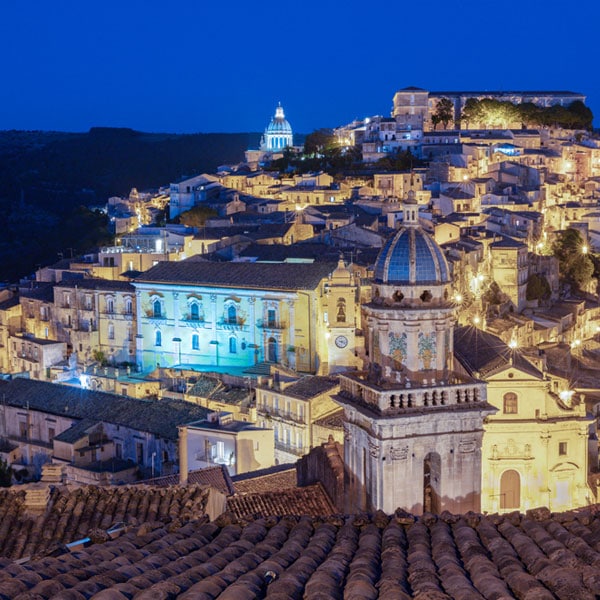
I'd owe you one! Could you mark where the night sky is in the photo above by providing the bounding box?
[2,0,599,134]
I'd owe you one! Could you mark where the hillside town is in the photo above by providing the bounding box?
[1,86,600,538]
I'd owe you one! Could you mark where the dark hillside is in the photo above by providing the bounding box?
[0,128,261,281]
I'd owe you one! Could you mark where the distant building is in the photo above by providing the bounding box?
[260,103,293,152]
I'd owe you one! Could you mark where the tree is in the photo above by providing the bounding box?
[552,228,595,293]
[526,274,551,301]
[178,205,217,228]
[303,128,335,156]
[459,98,482,129]
[433,98,454,129]
[0,457,11,487]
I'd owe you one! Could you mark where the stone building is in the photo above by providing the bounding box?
[454,326,594,513]
[132,258,357,375]
[337,196,494,514]
[260,103,293,152]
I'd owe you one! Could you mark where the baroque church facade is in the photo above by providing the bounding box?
[336,195,594,515]
[337,196,495,514]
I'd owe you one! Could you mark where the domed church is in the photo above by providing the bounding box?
[336,193,495,515]
[260,102,293,152]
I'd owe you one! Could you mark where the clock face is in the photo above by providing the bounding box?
[335,335,348,349]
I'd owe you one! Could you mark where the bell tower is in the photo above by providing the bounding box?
[324,255,358,374]
[337,199,494,514]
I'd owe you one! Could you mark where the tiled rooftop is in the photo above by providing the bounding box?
[227,483,336,519]
[0,378,210,441]
[134,258,337,291]
[0,484,214,561]
[2,505,600,598]
[139,465,235,496]
[232,466,297,495]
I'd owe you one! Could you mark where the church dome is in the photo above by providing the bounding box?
[266,109,292,134]
[261,103,293,152]
[374,226,450,285]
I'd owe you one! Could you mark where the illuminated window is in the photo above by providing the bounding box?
[503,393,518,414]
[227,305,237,324]
[190,303,200,320]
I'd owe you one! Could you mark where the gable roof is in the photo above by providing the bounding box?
[0,378,210,441]
[454,326,542,379]
[134,258,337,291]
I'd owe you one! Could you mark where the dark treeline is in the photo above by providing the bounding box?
[0,128,260,282]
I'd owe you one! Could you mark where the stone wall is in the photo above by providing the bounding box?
[297,437,344,511]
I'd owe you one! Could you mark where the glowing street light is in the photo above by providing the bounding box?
[473,315,481,325]
[509,339,518,349]
[582,244,589,255]
[454,293,463,303]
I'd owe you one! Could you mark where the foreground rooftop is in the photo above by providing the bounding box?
[1,503,600,598]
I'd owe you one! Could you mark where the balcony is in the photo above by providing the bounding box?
[256,318,287,330]
[261,409,306,425]
[274,441,308,457]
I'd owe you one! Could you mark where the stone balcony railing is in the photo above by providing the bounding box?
[338,371,487,416]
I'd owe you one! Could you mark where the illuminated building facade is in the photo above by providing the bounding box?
[132,258,357,375]
[260,103,293,152]
[337,195,494,514]
[454,326,593,513]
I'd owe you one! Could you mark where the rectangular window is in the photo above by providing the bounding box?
[136,442,144,464]
[48,427,55,441]
[559,442,568,456]
[115,443,123,459]
[19,421,27,438]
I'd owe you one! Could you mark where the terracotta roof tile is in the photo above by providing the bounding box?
[5,504,600,597]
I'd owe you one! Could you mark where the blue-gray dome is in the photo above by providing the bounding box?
[266,105,292,135]
[374,227,450,285]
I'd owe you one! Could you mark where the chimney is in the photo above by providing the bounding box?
[178,426,188,485]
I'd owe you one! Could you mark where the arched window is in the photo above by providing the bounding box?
[500,470,520,509]
[153,299,162,318]
[190,303,200,321]
[229,337,237,354]
[227,304,237,324]
[503,393,518,414]
[192,334,199,350]
[125,297,133,314]
[107,323,115,340]
[155,330,162,347]
[337,298,346,322]
[106,297,114,313]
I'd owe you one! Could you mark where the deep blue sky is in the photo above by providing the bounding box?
[2,0,599,134]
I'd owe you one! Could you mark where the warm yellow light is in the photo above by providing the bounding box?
[559,390,574,403]
[455,293,463,303]
[509,339,518,349]
[477,274,484,282]
[473,315,481,325]
[582,245,589,254]
[463,175,469,181]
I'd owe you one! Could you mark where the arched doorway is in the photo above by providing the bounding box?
[500,469,520,510]
[424,452,442,513]
[267,337,277,363]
